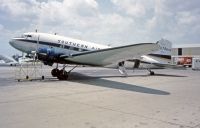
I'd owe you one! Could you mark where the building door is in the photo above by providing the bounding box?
[178,48,182,55]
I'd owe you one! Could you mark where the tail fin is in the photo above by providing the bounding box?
[155,38,172,56]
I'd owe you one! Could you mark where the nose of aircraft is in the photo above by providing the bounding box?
[9,39,16,47]
[9,39,13,45]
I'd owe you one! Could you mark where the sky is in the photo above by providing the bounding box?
[0,0,200,55]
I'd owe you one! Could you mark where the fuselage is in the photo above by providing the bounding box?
[9,32,110,57]
[9,32,171,68]
[8,32,164,79]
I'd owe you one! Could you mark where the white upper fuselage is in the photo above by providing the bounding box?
[9,32,110,56]
[9,32,168,66]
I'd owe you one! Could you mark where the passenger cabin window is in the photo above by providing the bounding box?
[69,47,74,50]
[74,47,79,51]
[64,45,70,49]
[82,49,88,52]
[78,48,82,52]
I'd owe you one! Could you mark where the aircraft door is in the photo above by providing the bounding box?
[36,35,40,52]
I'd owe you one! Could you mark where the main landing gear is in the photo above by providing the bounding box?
[51,64,77,80]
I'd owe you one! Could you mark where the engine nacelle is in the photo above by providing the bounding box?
[38,48,55,56]
[37,48,61,66]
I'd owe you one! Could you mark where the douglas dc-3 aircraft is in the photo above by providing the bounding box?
[9,32,159,80]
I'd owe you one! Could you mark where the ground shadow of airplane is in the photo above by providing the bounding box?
[52,72,172,96]
[18,70,187,95]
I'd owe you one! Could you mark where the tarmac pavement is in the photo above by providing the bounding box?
[0,66,200,128]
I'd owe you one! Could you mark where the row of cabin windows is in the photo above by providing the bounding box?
[36,40,89,53]
[50,44,89,52]
[63,45,89,52]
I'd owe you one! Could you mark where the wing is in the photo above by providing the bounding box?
[61,43,159,66]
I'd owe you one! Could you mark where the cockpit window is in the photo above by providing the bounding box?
[21,34,32,38]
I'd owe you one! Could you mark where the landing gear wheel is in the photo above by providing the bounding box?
[57,69,69,80]
[150,71,155,75]
[51,68,60,77]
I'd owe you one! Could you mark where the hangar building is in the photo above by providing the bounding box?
[171,44,200,67]
[172,44,200,56]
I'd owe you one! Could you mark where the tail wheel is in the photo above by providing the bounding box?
[150,71,155,75]
[51,68,60,77]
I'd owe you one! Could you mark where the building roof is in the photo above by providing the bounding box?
[173,44,200,48]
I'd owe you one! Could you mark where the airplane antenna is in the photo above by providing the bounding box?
[54,33,57,35]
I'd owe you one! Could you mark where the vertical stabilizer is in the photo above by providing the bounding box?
[154,39,172,56]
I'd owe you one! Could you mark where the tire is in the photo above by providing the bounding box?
[57,70,68,80]
[150,71,155,75]
[51,68,60,77]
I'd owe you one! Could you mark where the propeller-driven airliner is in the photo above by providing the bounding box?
[9,32,159,80]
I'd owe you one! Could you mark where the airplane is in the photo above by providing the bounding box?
[9,32,159,80]
[0,54,18,66]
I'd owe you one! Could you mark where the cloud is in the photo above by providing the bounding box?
[0,0,39,18]
[17,0,135,44]
[0,0,200,56]
[30,0,100,32]
[164,0,200,12]
[110,0,147,17]
[176,11,200,26]
[0,24,4,31]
